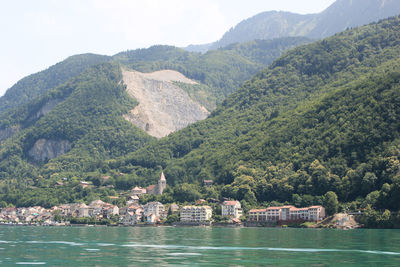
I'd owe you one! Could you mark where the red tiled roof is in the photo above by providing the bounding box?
[309,205,323,209]
[146,185,156,190]
[267,206,282,210]
[282,205,295,209]
[289,207,308,211]
[223,200,239,206]
[249,209,267,212]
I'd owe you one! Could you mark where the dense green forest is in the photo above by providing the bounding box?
[0,37,311,207]
[0,16,400,224]
[114,37,311,105]
[0,54,111,114]
[0,37,310,128]
[0,63,153,204]
[104,16,400,212]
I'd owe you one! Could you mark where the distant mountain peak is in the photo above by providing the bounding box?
[187,0,400,51]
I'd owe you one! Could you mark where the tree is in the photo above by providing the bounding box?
[165,214,180,224]
[324,191,338,216]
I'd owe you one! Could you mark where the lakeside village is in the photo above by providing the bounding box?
[0,172,326,227]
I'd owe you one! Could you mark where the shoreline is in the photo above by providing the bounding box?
[0,222,360,229]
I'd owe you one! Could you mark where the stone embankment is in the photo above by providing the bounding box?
[316,213,360,229]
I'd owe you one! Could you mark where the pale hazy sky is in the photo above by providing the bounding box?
[0,0,336,96]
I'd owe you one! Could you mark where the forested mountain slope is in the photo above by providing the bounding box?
[0,38,310,124]
[2,17,400,211]
[0,37,312,207]
[0,38,309,144]
[110,16,400,210]
[113,37,310,105]
[0,54,110,114]
[0,64,153,190]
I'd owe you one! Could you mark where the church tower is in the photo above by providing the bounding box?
[157,171,167,195]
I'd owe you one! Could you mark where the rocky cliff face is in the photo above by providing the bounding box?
[28,139,72,161]
[122,69,210,138]
[0,125,20,142]
[28,99,61,121]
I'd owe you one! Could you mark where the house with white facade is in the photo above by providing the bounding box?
[248,205,325,222]
[180,206,212,222]
[121,205,143,225]
[143,201,165,223]
[221,200,242,219]
[130,186,147,196]
[248,209,267,221]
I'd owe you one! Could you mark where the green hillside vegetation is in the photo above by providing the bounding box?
[114,37,311,106]
[0,63,154,206]
[106,17,400,212]
[0,37,311,207]
[0,37,310,124]
[0,54,110,114]
[1,16,400,222]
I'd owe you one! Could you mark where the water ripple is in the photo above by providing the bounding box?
[26,241,84,246]
[122,243,400,256]
[15,262,46,265]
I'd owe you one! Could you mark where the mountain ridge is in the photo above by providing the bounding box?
[185,0,400,52]
[106,16,400,211]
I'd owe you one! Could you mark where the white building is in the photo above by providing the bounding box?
[121,206,143,225]
[180,206,212,222]
[131,186,147,196]
[143,201,165,218]
[249,205,325,222]
[221,200,242,219]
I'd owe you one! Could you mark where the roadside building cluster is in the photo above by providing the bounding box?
[0,201,325,225]
[0,174,325,226]
[0,206,53,225]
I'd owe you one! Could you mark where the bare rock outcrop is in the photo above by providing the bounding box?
[122,69,209,138]
[0,125,20,143]
[28,139,72,161]
[28,99,61,121]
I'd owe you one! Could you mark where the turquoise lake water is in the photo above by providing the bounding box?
[0,226,400,266]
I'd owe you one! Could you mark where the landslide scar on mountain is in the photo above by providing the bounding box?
[122,68,210,138]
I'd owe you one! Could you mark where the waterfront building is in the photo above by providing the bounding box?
[248,209,267,221]
[248,205,325,222]
[180,206,212,222]
[121,205,143,225]
[143,201,165,219]
[88,200,119,219]
[307,206,326,221]
[266,206,282,222]
[77,203,89,218]
[221,200,242,219]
